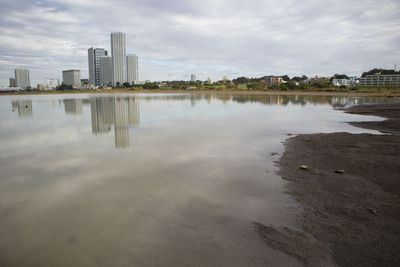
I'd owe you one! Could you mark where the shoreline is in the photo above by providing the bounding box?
[1,89,400,97]
[271,103,400,266]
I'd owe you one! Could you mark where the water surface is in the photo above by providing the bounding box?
[0,93,398,266]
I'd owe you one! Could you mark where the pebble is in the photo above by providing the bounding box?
[366,208,377,215]
[335,169,345,174]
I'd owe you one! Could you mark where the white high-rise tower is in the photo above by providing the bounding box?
[111,32,126,87]
[126,54,138,84]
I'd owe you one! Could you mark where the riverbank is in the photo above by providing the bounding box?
[1,88,400,97]
[272,103,400,266]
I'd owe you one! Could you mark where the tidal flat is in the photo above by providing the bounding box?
[278,103,400,266]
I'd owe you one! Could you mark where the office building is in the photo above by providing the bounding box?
[14,69,31,89]
[62,70,81,87]
[88,47,106,86]
[100,56,112,86]
[359,74,400,86]
[126,54,138,84]
[191,74,196,82]
[9,78,16,87]
[111,32,126,86]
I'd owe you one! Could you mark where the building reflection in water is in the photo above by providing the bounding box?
[10,95,396,149]
[90,97,140,149]
[11,100,33,118]
[63,99,83,115]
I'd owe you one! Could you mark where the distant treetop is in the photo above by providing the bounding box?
[361,68,400,77]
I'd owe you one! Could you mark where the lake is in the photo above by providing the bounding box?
[0,93,398,266]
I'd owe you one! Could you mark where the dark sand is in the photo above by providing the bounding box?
[256,103,400,266]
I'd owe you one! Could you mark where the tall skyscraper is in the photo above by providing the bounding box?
[100,56,112,86]
[191,74,196,82]
[88,47,106,86]
[126,54,138,84]
[111,32,126,87]
[14,69,30,89]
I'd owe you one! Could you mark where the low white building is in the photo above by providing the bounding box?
[332,79,348,86]
[347,77,358,86]
[44,78,60,89]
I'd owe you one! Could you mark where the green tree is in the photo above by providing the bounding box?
[361,68,400,77]
[143,83,159,89]
[286,81,297,90]
[312,80,329,88]
[57,84,73,90]
[255,80,267,90]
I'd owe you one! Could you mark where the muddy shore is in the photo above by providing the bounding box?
[265,103,400,266]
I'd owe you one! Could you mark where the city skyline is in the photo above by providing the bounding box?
[0,0,399,86]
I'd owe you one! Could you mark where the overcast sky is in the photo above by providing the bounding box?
[0,0,399,86]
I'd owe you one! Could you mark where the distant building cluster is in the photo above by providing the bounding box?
[87,32,139,88]
[3,40,399,90]
[4,32,140,91]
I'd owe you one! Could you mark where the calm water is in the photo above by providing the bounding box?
[0,93,397,266]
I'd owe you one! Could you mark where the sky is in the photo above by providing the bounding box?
[0,0,399,86]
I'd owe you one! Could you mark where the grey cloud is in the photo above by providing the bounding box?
[0,0,399,86]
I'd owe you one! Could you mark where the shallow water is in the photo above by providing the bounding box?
[0,93,398,266]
